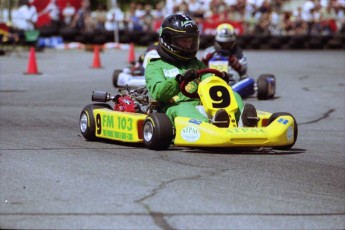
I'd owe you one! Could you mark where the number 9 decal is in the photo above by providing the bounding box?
[209,86,230,108]
[96,114,102,134]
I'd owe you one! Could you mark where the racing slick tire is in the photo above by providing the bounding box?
[80,103,113,141]
[257,74,276,100]
[267,112,298,150]
[112,69,122,88]
[143,113,174,150]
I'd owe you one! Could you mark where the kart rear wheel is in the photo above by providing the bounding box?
[143,113,173,150]
[80,103,113,141]
[268,112,298,150]
[112,69,122,87]
[257,74,276,100]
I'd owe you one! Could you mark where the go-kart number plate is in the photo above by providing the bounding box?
[209,60,229,72]
[198,76,239,119]
[209,85,231,108]
[95,113,134,141]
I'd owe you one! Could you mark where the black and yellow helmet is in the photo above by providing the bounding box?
[158,14,200,62]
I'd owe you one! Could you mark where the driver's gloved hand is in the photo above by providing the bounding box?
[202,52,213,65]
[220,71,231,83]
[175,69,199,83]
[229,56,242,72]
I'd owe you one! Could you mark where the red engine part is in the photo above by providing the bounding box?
[114,95,137,112]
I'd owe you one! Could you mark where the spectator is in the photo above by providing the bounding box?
[281,10,295,35]
[91,3,107,31]
[70,0,91,32]
[135,3,146,19]
[12,0,38,31]
[226,4,243,21]
[243,1,257,34]
[123,2,142,31]
[46,0,60,28]
[309,2,323,34]
[225,0,238,7]
[204,1,228,22]
[175,1,192,16]
[104,3,125,31]
[292,7,308,35]
[188,0,205,18]
[62,1,76,26]
[334,2,345,33]
[164,0,183,15]
[254,11,271,35]
[0,6,10,24]
[258,0,271,15]
[151,1,166,20]
[83,9,96,33]
[320,1,338,34]
[142,4,155,32]
[302,0,316,34]
[266,7,281,35]
[200,0,212,14]
[150,1,166,32]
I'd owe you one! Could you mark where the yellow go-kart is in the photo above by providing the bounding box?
[80,69,297,150]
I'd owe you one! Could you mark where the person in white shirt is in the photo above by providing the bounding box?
[62,1,76,26]
[47,0,60,23]
[104,6,124,31]
[12,0,38,31]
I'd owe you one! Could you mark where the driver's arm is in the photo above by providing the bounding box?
[145,60,180,103]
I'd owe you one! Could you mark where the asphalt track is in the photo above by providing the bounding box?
[0,47,344,229]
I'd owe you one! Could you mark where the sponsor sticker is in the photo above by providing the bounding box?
[209,60,228,72]
[278,118,288,125]
[189,119,202,125]
[163,68,180,78]
[181,126,200,142]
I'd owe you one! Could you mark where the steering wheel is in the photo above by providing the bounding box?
[179,68,224,98]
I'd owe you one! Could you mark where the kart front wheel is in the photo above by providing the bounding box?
[268,112,298,150]
[112,69,122,87]
[80,103,112,141]
[143,113,173,150]
[257,74,276,100]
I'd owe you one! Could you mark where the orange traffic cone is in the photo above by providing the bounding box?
[128,42,136,64]
[91,45,102,68]
[24,47,41,75]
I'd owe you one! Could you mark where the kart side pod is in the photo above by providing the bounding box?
[142,112,298,150]
[173,114,297,149]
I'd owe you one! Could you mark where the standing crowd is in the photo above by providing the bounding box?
[59,0,345,36]
[1,0,345,43]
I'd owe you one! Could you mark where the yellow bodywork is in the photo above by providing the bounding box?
[90,108,295,148]
[174,114,296,147]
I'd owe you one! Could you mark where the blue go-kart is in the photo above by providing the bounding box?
[208,52,276,100]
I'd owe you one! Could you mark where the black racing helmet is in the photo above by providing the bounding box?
[158,14,200,62]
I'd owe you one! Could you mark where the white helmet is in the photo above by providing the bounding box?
[215,23,237,50]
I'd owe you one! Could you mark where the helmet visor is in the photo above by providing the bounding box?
[217,41,235,50]
[172,35,199,53]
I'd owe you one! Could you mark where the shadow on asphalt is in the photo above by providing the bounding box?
[81,137,306,155]
[182,147,306,155]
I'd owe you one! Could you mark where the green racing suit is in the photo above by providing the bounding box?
[145,57,244,125]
